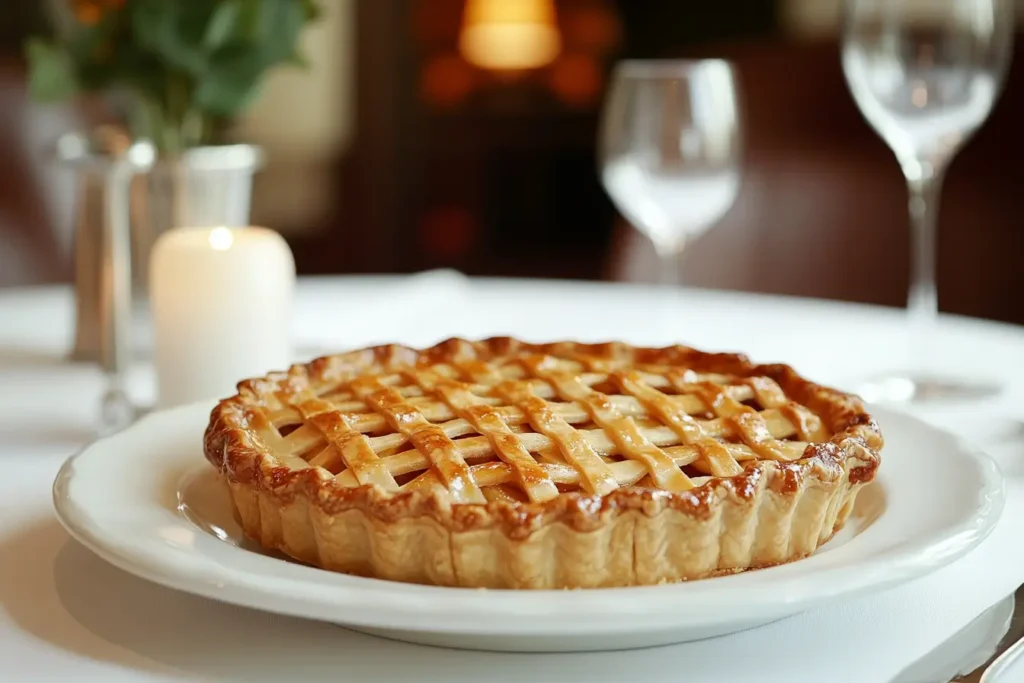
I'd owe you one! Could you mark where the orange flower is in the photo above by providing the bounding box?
[72,0,125,25]
[73,1,102,25]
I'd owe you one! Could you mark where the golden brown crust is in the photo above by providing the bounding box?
[203,337,882,586]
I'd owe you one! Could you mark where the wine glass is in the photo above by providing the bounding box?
[599,60,742,287]
[841,0,1014,402]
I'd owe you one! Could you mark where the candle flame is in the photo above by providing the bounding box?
[208,227,234,251]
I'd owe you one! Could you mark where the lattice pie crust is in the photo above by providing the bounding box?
[204,338,882,589]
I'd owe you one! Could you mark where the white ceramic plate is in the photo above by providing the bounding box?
[53,402,1004,652]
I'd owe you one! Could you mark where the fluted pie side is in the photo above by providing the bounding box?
[204,337,882,589]
[223,463,861,588]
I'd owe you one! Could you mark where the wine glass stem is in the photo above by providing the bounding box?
[906,167,945,372]
[654,240,685,287]
[652,241,686,340]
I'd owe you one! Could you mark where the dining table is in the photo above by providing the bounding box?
[1,271,1023,682]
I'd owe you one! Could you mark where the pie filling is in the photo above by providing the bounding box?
[204,338,882,589]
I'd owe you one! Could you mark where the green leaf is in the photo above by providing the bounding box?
[25,39,78,101]
[251,0,312,67]
[194,46,265,117]
[204,0,242,50]
[301,0,322,22]
[116,44,171,108]
[130,1,172,49]
[236,0,263,42]
[131,0,211,75]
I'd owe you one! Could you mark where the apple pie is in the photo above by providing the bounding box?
[204,337,882,589]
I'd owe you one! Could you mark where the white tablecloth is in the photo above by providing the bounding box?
[1,274,1023,682]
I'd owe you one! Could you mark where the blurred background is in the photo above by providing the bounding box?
[2,0,1023,323]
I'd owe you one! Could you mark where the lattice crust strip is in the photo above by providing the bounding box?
[206,338,883,589]
[254,352,830,504]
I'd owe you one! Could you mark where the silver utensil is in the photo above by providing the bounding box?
[892,582,1024,682]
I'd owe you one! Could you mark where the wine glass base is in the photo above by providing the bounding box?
[98,391,153,437]
[856,373,1003,405]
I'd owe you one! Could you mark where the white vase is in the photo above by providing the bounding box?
[129,144,264,294]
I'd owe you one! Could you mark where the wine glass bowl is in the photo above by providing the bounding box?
[842,0,1013,174]
[599,60,742,283]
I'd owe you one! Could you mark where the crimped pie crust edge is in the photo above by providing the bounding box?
[203,337,882,587]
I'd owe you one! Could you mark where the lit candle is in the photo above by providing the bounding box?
[150,226,295,408]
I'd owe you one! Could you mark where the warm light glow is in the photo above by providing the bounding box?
[549,53,603,107]
[567,6,620,51]
[422,54,477,107]
[208,227,234,251]
[459,0,561,71]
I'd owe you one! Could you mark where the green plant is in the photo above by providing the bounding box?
[27,0,321,154]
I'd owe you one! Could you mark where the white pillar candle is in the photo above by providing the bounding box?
[150,226,295,408]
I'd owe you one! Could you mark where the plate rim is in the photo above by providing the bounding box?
[52,401,1006,633]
